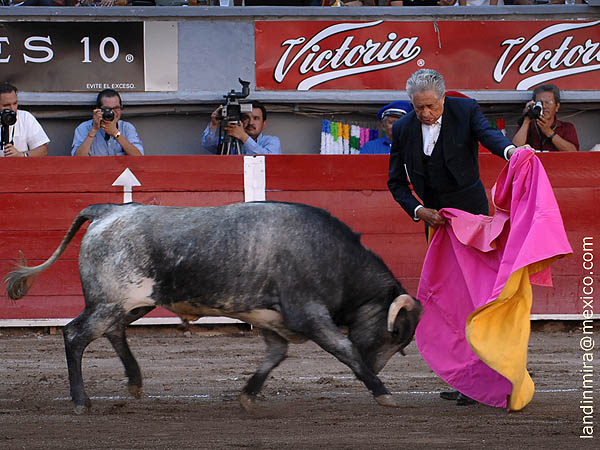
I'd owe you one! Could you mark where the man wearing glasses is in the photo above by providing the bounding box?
[72,89,144,156]
[513,83,579,152]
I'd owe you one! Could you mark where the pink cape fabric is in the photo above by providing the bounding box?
[414,148,572,408]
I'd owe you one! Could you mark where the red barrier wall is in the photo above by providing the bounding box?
[0,153,598,324]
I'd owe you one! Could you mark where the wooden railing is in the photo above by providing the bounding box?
[0,153,598,325]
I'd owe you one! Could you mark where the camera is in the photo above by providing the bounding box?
[217,79,253,155]
[1,109,17,127]
[1,109,17,149]
[219,78,252,125]
[526,101,543,120]
[101,107,115,122]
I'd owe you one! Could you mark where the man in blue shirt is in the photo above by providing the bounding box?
[72,89,144,157]
[360,101,413,155]
[202,102,281,155]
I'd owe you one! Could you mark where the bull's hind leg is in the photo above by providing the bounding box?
[240,329,288,411]
[62,306,123,414]
[104,306,155,400]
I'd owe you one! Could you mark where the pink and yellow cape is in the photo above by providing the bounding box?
[415,147,572,410]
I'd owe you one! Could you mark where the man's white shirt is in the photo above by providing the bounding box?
[421,117,442,157]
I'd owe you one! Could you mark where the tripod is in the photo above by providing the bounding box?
[218,122,245,155]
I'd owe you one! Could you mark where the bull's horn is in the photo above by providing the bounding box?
[387,294,416,332]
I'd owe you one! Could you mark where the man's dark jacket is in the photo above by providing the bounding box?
[388,96,513,219]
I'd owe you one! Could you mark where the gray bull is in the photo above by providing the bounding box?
[5,202,421,413]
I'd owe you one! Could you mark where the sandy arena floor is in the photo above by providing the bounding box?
[0,323,594,450]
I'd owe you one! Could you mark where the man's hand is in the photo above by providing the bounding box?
[2,143,24,157]
[209,106,224,129]
[101,115,119,138]
[507,144,534,159]
[91,108,103,133]
[513,102,536,148]
[536,113,555,138]
[416,207,446,228]
[523,100,535,113]
[224,122,249,143]
[521,101,536,123]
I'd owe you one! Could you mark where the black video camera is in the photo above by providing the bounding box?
[1,108,17,149]
[526,101,543,120]
[220,78,252,125]
[1,109,17,127]
[101,107,115,122]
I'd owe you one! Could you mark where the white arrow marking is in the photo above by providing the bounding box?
[112,168,141,203]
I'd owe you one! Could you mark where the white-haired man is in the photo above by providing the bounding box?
[388,68,516,229]
[387,69,517,405]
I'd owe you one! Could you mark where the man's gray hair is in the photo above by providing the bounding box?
[406,69,445,102]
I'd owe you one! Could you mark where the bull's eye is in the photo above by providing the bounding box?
[392,327,400,337]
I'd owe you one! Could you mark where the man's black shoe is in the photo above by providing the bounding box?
[456,393,477,405]
[439,390,460,401]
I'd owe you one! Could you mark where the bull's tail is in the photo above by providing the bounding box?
[4,204,116,300]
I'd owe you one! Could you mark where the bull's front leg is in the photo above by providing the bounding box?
[311,327,397,406]
[240,329,288,411]
[283,304,398,407]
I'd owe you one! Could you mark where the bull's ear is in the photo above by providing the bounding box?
[387,294,416,332]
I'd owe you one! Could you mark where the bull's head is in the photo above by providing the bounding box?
[369,294,423,374]
[387,294,423,354]
[387,294,420,331]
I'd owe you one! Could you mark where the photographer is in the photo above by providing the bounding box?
[0,83,49,158]
[201,102,281,155]
[513,84,579,152]
[72,89,144,157]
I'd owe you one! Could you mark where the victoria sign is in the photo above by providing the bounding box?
[255,20,600,91]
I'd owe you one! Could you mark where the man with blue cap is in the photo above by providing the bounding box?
[360,100,413,154]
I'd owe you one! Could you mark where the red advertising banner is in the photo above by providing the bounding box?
[255,19,600,91]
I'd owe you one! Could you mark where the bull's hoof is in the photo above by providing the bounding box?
[73,404,90,415]
[375,394,400,408]
[239,392,256,411]
[128,384,143,399]
[72,396,92,415]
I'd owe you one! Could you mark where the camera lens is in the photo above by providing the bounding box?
[0,109,17,127]
[102,107,115,121]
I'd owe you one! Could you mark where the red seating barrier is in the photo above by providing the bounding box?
[0,153,597,324]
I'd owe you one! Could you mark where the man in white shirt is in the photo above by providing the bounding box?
[0,83,49,158]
